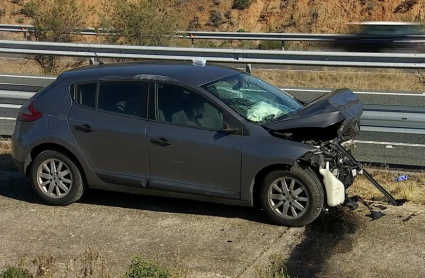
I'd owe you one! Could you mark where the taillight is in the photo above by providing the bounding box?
[17,101,43,122]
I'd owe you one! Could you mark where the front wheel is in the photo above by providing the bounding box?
[31,150,85,206]
[260,165,325,227]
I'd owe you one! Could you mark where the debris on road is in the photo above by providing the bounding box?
[393,175,409,182]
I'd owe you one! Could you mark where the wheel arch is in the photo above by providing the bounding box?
[25,143,87,186]
[249,162,325,208]
[250,163,291,208]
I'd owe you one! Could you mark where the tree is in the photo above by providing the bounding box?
[20,0,87,74]
[99,0,181,46]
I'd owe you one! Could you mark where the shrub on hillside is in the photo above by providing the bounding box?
[19,0,87,74]
[11,0,24,5]
[188,16,201,30]
[99,0,180,46]
[232,0,252,10]
[209,10,222,27]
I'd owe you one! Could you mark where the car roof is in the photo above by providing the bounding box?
[62,61,242,86]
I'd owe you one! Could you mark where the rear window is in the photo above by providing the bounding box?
[98,82,148,117]
[76,83,97,108]
[75,81,148,118]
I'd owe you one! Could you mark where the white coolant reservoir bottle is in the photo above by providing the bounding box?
[319,162,345,207]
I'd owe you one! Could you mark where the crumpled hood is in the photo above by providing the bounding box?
[262,88,363,140]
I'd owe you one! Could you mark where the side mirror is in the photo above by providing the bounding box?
[222,122,239,134]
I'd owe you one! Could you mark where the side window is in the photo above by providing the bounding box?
[156,83,223,130]
[98,82,148,117]
[76,83,97,109]
[75,82,148,118]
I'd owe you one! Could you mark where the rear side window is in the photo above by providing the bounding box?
[75,82,148,118]
[76,83,97,108]
[98,82,148,117]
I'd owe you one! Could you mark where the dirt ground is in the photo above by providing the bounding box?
[283,202,425,278]
[0,168,303,278]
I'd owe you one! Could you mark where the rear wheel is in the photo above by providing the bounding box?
[31,150,84,206]
[260,165,324,227]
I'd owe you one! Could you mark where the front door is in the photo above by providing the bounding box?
[146,83,243,199]
[68,81,150,186]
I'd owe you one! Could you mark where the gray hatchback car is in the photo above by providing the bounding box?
[12,62,363,226]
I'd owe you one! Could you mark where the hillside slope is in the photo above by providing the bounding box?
[1,0,424,34]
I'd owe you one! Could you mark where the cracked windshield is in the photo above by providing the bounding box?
[202,73,303,123]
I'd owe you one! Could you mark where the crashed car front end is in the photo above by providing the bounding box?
[298,139,362,207]
[263,88,398,210]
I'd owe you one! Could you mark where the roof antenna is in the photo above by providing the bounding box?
[79,29,105,66]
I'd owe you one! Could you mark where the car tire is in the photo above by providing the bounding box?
[31,150,84,206]
[260,165,325,227]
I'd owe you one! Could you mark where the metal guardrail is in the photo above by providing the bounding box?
[177,31,425,42]
[0,24,103,36]
[0,39,425,68]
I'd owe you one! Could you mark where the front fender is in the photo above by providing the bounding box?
[240,134,316,202]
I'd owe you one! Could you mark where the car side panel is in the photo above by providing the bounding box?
[11,121,42,165]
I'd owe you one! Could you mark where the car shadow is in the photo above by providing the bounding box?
[285,209,361,278]
[81,189,272,224]
[0,157,272,225]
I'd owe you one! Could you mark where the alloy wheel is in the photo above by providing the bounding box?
[36,159,73,199]
[268,177,310,219]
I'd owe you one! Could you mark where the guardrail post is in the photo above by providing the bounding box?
[282,40,285,51]
[190,33,195,48]
[89,57,95,65]
[246,63,252,73]
[21,27,27,40]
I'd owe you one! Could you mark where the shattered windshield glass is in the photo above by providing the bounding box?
[201,73,303,123]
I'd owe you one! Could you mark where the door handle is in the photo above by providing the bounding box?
[75,124,95,133]
[150,137,172,147]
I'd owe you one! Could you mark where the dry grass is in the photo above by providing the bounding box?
[351,170,425,205]
[0,140,11,155]
[254,68,425,92]
[256,253,292,278]
[5,250,113,278]
[0,58,90,75]
[1,249,188,278]
[0,140,14,170]
[0,59,45,75]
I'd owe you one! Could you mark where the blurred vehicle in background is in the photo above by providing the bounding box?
[330,21,424,52]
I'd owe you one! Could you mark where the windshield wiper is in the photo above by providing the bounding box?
[265,110,299,123]
[271,113,290,122]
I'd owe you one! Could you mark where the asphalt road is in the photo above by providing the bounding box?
[0,74,425,167]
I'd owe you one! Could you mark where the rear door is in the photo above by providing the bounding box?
[68,81,150,186]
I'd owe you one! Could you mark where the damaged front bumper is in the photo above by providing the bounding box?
[299,139,400,209]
